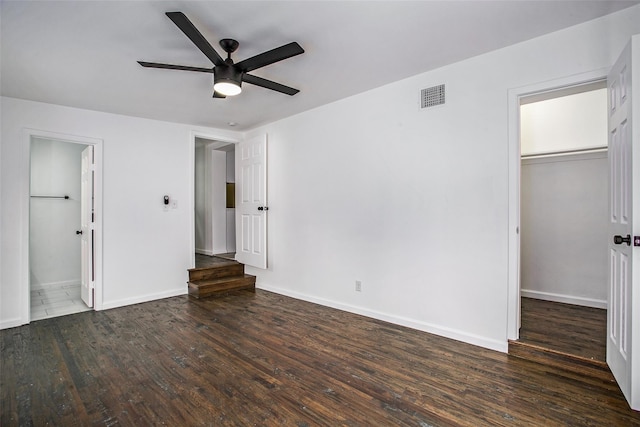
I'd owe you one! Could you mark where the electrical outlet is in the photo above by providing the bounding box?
[355,280,362,292]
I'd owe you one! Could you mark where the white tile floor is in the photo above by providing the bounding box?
[30,282,92,321]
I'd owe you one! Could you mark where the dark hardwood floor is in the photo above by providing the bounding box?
[2,290,638,426]
[195,253,236,268]
[519,297,607,362]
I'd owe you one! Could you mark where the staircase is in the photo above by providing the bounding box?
[188,257,256,299]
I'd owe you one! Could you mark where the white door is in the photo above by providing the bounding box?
[235,134,268,269]
[607,36,639,410]
[80,145,94,307]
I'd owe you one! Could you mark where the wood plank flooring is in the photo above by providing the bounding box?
[195,253,236,268]
[519,297,606,362]
[2,290,639,426]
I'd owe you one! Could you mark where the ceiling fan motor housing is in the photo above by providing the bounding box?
[214,63,243,89]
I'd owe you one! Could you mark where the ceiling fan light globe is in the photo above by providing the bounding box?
[214,81,242,96]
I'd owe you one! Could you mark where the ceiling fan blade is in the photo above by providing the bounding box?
[236,42,304,73]
[165,12,224,66]
[138,61,213,73]
[213,91,226,98]
[243,74,300,96]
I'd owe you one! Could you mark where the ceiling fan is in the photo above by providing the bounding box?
[138,12,304,98]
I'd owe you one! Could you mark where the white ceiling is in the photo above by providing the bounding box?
[2,1,639,131]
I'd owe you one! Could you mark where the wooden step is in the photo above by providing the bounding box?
[188,261,244,281]
[188,274,256,299]
[508,340,615,385]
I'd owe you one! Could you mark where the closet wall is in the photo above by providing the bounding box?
[30,138,86,287]
[521,152,608,307]
[226,148,236,253]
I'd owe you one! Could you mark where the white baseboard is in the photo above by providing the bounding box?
[257,283,508,353]
[99,287,187,311]
[521,289,607,309]
[195,248,214,256]
[0,317,27,330]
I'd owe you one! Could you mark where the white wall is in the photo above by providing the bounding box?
[211,149,227,254]
[244,6,640,352]
[1,97,239,329]
[226,148,236,253]
[194,142,209,254]
[521,153,608,307]
[29,138,86,287]
[226,149,235,182]
[521,88,608,155]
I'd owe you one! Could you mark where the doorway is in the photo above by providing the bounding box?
[516,81,608,359]
[194,137,237,261]
[21,129,103,324]
[29,137,92,320]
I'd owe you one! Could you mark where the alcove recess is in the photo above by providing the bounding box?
[226,183,235,208]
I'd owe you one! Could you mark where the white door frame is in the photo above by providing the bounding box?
[21,128,104,323]
[507,68,608,340]
[189,131,239,268]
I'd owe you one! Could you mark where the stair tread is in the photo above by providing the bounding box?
[189,274,255,286]
[188,259,239,272]
[509,340,608,367]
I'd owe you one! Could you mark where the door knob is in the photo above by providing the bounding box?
[257,206,269,211]
[76,230,83,235]
[614,234,631,246]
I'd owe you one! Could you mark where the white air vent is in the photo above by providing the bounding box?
[421,84,445,109]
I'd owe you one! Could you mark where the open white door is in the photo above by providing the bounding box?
[607,36,639,411]
[235,134,268,269]
[80,145,94,308]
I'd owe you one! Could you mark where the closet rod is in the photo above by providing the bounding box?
[521,146,607,160]
[30,195,70,200]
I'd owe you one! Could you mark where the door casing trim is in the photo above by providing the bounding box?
[507,68,608,340]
